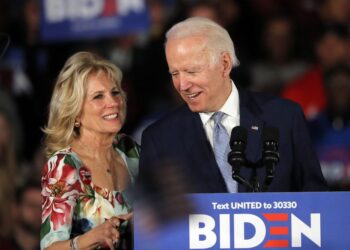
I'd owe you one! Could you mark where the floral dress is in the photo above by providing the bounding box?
[40,134,139,249]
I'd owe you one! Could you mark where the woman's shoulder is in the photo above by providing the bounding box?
[45,147,82,170]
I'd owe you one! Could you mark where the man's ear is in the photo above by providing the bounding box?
[221,52,232,78]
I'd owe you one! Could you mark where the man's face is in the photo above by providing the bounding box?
[165,36,232,112]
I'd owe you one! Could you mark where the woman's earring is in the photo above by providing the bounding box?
[74,121,80,128]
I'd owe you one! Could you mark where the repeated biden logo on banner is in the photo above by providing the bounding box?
[40,0,150,41]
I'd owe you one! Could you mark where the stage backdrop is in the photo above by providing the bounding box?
[135,192,350,250]
[40,0,150,42]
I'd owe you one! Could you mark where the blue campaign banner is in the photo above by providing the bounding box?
[40,0,150,42]
[134,192,350,249]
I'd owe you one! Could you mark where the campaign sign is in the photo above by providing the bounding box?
[40,0,150,42]
[134,192,350,249]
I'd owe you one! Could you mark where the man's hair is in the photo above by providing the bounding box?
[165,17,239,67]
[43,51,126,157]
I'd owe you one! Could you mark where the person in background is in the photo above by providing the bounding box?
[308,64,350,190]
[282,23,349,119]
[139,17,328,193]
[1,181,41,250]
[40,52,139,250]
[318,0,350,26]
[250,15,309,95]
[0,107,19,238]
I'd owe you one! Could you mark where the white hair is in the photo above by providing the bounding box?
[165,17,239,67]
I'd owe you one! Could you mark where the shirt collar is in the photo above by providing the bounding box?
[199,80,239,125]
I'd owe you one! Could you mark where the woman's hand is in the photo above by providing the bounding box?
[44,213,134,250]
[80,213,133,249]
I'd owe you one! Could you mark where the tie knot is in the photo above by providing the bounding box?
[212,111,225,125]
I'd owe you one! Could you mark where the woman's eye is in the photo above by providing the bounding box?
[93,94,103,99]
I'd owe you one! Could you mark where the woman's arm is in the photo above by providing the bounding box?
[45,216,127,250]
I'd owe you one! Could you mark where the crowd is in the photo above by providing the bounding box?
[0,0,349,247]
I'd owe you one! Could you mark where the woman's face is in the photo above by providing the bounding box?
[78,71,124,138]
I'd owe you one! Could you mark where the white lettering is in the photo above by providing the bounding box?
[44,0,105,22]
[234,214,266,248]
[220,214,230,249]
[231,202,262,209]
[189,214,216,249]
[118,0,145,15]
[44,0,65,22]
[79,0,104,19]
[291,213,321,247]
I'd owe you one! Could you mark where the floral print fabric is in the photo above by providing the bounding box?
[40,134,139,249]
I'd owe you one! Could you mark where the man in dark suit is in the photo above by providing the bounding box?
[139,17,328,193]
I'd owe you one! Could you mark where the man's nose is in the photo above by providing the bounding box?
[179,75,191,91]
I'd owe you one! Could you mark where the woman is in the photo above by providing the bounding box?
[40,52,139,250]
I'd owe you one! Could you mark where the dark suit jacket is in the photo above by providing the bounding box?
[139,89,328,193]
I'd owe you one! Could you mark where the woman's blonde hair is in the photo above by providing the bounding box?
[43,51,126,157]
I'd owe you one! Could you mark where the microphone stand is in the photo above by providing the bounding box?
[228,153,278,192]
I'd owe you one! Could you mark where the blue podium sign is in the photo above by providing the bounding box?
[40,0,150,42]
[134,192,350,249]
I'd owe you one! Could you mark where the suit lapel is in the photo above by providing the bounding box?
[181,106,227,192]
[177,89,266,193]
[238,89,265,192]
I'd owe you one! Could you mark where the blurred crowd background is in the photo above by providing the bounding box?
[0,0,349,248]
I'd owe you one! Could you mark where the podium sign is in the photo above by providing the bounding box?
[40,0,150,42]
[134,192,350,249]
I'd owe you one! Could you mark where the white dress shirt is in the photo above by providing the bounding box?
[199,80,240,147]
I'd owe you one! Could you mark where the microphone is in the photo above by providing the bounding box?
[227,126,280,192]
[262,127,280,191]
[228,126,250,187]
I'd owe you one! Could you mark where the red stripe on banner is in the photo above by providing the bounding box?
[270,226,289,235]
[263,213,288,221]
[103,0,117,16]
[264,240,289,248]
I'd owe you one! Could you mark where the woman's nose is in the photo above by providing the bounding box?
[106,95,119,108]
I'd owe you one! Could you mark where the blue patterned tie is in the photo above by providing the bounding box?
[212,112,237,193]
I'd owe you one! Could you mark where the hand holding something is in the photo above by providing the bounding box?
[83,216,122,250]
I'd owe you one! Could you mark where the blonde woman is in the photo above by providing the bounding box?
[40,52,139,250]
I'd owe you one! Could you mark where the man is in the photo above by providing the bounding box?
[139,17,328,193]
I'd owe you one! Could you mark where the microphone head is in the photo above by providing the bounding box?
[262,127,279,143]
[230,126,247,148]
